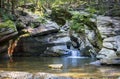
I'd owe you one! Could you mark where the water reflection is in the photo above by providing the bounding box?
[0,57,95,73]
[0,57,120,78]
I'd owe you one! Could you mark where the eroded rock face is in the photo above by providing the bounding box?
[14,32,71,57]
[97,16,120,39]
[96,16,120,64]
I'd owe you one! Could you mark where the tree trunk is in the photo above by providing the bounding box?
[0,0,1,8]
[11,0,15,14]
[1,0,4,9]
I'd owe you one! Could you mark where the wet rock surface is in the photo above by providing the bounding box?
[0,70,119,79]
[0,71,73,79]
[0,71,33,79]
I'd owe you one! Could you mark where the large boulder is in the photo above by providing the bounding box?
[103,35,120,54]
[27,20,59,36]
[14,32,71,57]
[96,16,120,65]
[97,16,120,38]
[43,33,71,56]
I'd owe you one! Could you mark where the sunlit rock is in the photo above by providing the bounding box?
[97,48,117,59]
[103,42,114,49]
[28,20,59,36]
[97,48,120,64]
[0,71,33,79]
[34,72,72,79]
[48,64,63,69]
[34,72,55,79]
[96,16,120,65]
[97,16,120,38]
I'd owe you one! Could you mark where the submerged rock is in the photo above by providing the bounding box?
[48,64,63,69]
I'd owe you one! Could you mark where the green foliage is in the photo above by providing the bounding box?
[0,8,16,21]
[85,7,97,14]
[70,11,95,33]
[0,20,17,31]
[50,6,72,25]
[35,17,47,24]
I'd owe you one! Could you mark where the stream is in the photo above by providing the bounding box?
[0,51,120,78]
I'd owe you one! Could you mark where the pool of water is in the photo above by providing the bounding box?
[0,57,120,78]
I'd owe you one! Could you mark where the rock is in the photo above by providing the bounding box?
[103,36,120,51]
[86,30,96,43]
[80,45,96,57]
[34,72,72,79]
[13,37,48,56]
[90,60,101,66]
[48,64,63,69]
[96,48,119,64]
[34,72,55,79]
[27,20,59,36]
[44,33,71,56]
[97,16,120,38]
[96,16,120,65]
[0,27,18,43]
[0,71,33,79]
[14,32,71,57]
[103,42,114,49]
[97,48,117,59]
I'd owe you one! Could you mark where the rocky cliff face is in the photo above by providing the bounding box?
[13,19,71,57]
[96,16,120,64]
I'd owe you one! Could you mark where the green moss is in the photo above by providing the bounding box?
[0,20,17,31]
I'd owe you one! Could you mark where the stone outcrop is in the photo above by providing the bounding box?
[13,20,71,57]
[26,20,59,36]
[96,16,120,64]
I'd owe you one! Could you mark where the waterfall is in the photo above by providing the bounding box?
[71,50,80,57]
[67,49,88,59]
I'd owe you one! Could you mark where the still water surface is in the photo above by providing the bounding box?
[0,57,120,78]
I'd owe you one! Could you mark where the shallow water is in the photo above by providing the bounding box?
[0,57,120,78]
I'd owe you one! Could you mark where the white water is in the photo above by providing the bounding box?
[67,50,88,59]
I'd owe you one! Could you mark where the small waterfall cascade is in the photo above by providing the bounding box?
[67,50,80,58]
[71,50,80,57]
[67,49,88,58]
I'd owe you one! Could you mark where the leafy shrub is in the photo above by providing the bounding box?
[70,11,95,33]
[0,20,17,31]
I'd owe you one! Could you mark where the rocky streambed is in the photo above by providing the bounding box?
[0,66,120,79]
